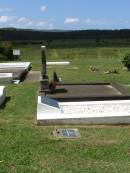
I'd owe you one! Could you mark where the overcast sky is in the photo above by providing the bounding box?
[0,0,130,30]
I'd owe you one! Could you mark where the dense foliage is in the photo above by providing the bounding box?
[0,41,13,60]
[1,28,130,41]
[122,53,130,70]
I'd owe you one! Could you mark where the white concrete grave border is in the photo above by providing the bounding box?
[0,62,31,71]
[37,96,130,125]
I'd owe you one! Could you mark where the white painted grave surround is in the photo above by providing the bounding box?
[0,86,6,105]
[47,61,70,66]
[37,96,130,125]
[0,62,31,70]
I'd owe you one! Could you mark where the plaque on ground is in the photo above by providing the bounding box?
[53,129,81,138]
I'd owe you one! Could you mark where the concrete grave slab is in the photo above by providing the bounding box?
[0,62,31,81]
[0,62,31,70]
[37,83,130,125]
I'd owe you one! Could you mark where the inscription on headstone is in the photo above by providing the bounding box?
[60,102,130,115]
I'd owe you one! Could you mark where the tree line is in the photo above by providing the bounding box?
[1,28,130,41]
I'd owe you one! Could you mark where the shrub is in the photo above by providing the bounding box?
[0,41,15,61]
[122,53,130,70]
[2,41,13,60]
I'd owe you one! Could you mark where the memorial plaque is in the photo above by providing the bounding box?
[53,129,81,138]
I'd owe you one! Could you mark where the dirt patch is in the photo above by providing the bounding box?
[95,140,119,145]
[25,71,41,81]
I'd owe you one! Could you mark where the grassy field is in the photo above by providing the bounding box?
[1,44,130,172]
[19,45,130,84]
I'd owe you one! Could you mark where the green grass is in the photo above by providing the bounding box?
[1,86,130,173]
[19,45,130,84]
[1,44,130,172]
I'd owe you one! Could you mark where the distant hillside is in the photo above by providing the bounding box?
[1,28,130,41]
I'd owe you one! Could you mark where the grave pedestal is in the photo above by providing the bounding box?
[40,79,49,92]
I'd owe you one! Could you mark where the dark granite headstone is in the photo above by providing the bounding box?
[40,46,49,92]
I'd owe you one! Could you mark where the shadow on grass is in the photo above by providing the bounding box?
[20,67,32,82]
[0,97,11,109]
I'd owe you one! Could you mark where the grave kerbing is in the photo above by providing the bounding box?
[37,46,130,125]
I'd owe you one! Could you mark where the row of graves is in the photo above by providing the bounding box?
[0,49,31,105]
[0,49,31,83]
[0,62,31,83]
[37,46,130,125]
[1,46,130,127]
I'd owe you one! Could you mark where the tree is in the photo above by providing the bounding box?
[122,53,130,70]
[1,41,13,60]
[0,42,6,60]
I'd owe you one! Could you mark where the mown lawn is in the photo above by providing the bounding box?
[20,45,130,84]
[1,45,130,172]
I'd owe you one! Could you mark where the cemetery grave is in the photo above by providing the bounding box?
[0,61,31,106]
[37,46,130,125]
[0,62,31,82]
